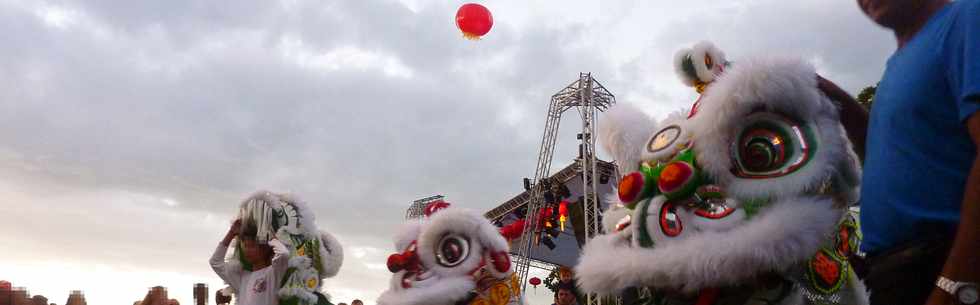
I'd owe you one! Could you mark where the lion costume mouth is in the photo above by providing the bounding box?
[576,196,841,295]
[378,273,476,305]
[400,269,436,289]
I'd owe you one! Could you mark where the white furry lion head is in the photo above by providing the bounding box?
[377,202,522,305]
[225,191,344,305]
[579,44,862,299]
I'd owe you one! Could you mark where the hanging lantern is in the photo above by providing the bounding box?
[499,219,526,241]
[537,207,554,231]
[455,3,493,40]
[529,277,542,293]
[558,201,568,231]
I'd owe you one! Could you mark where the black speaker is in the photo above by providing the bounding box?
[541,236,556,250]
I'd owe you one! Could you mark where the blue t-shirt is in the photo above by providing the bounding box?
[860,0,980,254]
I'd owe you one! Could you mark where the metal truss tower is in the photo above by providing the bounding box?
[512,73,615,305]
[405,194,445,220]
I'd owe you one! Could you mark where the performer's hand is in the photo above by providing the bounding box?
[228,219,241,237]
[221,219,241,246]
[924,287,954,305]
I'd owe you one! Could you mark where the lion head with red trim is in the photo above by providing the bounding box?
[378,202,524,305]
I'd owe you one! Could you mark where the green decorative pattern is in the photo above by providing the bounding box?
[805,249,848,295]
[739,198,769,219]
[635,199,656,248]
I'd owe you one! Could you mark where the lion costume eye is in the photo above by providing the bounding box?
[633,197,688,249]
[731,112,813,178]
[435,234,470,267]
[658,202,683,237]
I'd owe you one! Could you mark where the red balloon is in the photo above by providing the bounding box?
[529,277,542,286]
[455,3,493,40]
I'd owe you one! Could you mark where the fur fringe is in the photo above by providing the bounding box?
[686,57,855,200]
[317,230,344,278]
[377,276,475,305]
[576,196,841,295]
[598,103,657,173]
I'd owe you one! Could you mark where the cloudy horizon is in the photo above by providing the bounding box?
[0,0,894,304]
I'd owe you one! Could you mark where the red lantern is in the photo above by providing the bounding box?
[558,201,569,231]
[455,3,493,40]
[529,277,542,293]
[537,207,554,231]
[499,219,527,241]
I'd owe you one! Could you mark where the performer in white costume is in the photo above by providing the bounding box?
[211,191,344,305]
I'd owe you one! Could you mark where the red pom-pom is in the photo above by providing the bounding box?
[618,172,646,207]
[387,253,406,273]
[658,161,694,194]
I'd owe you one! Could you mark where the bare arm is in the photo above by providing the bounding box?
[818,76,869,161]
[926,110,980,305]
[927,3,980,303]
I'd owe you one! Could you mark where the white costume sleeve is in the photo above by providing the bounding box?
[210,243,242,291]
[269,239,291,283]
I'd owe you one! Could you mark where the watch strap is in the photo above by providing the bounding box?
[937,276,979,305]
[938,276,959,294]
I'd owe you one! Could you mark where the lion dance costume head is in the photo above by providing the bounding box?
[576,42,866,305]
[225,191,344,305]
[378,201,525,305]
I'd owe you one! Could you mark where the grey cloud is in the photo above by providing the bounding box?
[0,0,898,303]
[0,0,619,260]
[646,0,894,93]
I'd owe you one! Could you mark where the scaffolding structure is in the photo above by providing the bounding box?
[510,73,615,305]
[405,194,445,220]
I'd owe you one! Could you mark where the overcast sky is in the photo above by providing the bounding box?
[0,0,894,304]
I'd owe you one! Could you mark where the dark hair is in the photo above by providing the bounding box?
[240,220,259,240]
[556,282,576,294]
[237,220,274,268]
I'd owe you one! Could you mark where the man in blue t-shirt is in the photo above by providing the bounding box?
[841,0,980,304]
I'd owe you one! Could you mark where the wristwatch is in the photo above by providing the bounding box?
[937,276,979,305]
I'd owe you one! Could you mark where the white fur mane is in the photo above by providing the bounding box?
[686,57,856,200]
[576,196,841,295]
